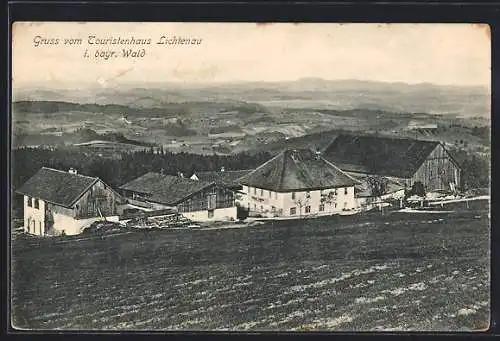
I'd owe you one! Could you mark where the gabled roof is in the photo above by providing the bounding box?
[322,134,441,178]
[237,148,358,192]
[15,167,99,208]
[119,173,216,206]
[194,169,252,188]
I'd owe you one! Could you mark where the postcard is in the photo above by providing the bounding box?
[10,22,491,331]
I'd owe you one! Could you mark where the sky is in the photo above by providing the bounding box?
[12,22,491,88]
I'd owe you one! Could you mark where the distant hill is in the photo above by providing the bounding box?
[12,100,270,117]
[12,127,151,148]
[13,101,186,117]
[13,79,490,117]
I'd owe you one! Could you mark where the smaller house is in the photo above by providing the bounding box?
[15,167,122,236]
[237,148,359,217]
[119,172,238,222]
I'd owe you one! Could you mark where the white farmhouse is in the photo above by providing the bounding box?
[237,149,359,217]
[15,167,122,236]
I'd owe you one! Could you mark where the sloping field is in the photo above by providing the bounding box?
[11,208,489,331]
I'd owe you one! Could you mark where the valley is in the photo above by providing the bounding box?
[11,79,490,157]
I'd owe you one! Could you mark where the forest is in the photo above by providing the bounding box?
[12,147,273,189]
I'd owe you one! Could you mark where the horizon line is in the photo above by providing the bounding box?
[11,77,491,90]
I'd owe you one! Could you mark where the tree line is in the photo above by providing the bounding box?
[12,147,273,191]
[12,144,489,193]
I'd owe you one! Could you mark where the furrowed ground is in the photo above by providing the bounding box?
[11,203,490,331]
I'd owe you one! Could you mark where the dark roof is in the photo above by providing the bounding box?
[322,134,441,178]
[194,170,251,188]
[238,148,358,192]
[119,173,216,205]
[15,167,99,208]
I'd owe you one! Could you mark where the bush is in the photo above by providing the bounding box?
[406,181,426,198]
[449,148,490,189]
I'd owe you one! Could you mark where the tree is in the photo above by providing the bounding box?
[366,176,389,198]
[293,194,310,218]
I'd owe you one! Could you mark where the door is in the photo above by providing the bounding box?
[207,194,217,210]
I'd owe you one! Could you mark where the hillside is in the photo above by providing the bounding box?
[12,101,490,157]
[12,79,490,154]
[12,210,489,330]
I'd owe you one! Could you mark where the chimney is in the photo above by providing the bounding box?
[68,168,77,175]
[315,150,322,160]
[220,166,225,173]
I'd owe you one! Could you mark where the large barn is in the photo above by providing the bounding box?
[237,148,358,217]
[15,167,122,236]
[321,134,461,193]
[119,173,238,221]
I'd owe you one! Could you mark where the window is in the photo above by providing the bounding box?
[269,191,272,198]
[254,188,256,195]
[291,192,296,200]
[290,207,297,215]
[247,186,250,194]
[27,197,32,207]
[306,191,311,199]
[344,188,348,195]
[275,192,278,200]
[333,189,337,195]
[208,209,214,218]
[334,203,337,208]
[260,189,263,197]
[271,206,276,212]
[260,206,263,211]
[254,204,257,210]
[34,199,39,209]
[305,206,311,213]
[319,204,325,212]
